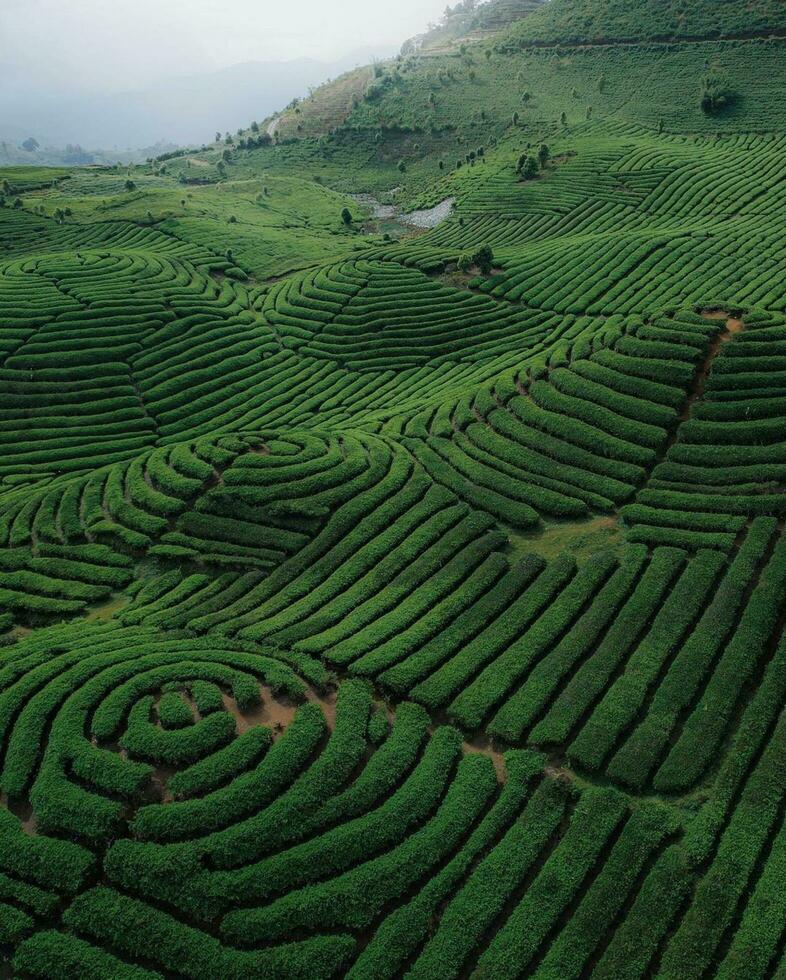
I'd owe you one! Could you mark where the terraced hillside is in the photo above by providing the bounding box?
[3,0,786,977]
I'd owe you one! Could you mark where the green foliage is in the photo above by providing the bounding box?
[2,3,786,974]
[517,152,539,179]
[701,76,735,114]
[504,0,786,46]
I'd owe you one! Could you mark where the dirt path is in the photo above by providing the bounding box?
[462,733,509,782]
[660,312,744,437]
[676,312,745,423]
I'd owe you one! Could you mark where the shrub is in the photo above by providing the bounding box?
[701,76,735,114]
[517,154,539,180]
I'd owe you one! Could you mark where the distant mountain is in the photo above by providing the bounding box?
[0,48,391,154]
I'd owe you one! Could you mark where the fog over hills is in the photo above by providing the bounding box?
[0,0,452,158]
[0,48,390,156]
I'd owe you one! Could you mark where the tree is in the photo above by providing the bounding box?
[517,154,538,180]
[474,244,494,274]
[512,111,519,126]
[12,197,23,209]
[215,131,222,143]
[537,143,550,168]
[397,160,407,173]
[522,91,531,103]
[458,245,493,275]
[560,111,567,126]
[701,77,734,115]
[124,179,136,192]
[251,121,259,132]
[1,179,11,196]
[21,137,39,152]
[341,207,352,226]
[222,148,232,162]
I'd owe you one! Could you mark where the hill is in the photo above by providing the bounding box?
[404,0,547,52]
[2,1,786,978]
[506,0,786,44]
[223,0,786,182]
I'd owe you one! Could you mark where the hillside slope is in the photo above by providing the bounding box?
[213,0,786,192]
[507,0,786,43]
[405,0,547,51]
[2,1,786,978]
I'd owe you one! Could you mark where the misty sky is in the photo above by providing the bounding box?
[3,0,451,91]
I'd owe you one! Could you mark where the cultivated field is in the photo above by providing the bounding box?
[2,0,786,976]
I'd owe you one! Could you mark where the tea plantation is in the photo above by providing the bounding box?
[2,0,786,976]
